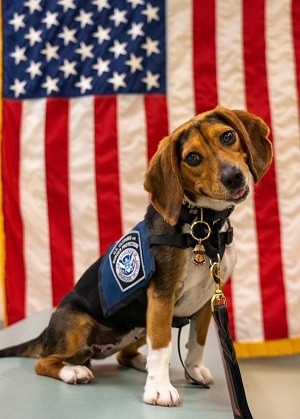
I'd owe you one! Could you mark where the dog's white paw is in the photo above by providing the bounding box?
[59,365,94,384]
[185,365,214,385]
[143,382,180,407]
[131,354,147,371]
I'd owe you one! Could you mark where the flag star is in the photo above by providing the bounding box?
[108,39,127,59]
[141,70,160,91]
[58,0,76,13]
[127,22,144,40]
[24,27,42,47]
[125,53,143,73]
[128,0,144,9]
[42,75,60,95]
[92,57,110,76]
[10,79,27,98]
[9,13,26,32]
[26,61,42,79]
[41,11,59,29]
[10,46,27,65]
[93,25,111,44]
[75,9,94,28]
[75,42,94,61]
[75,75,93,94]
[141,36,160,57]
[141,3,160,23]
[58,26,77,46]
[41,42,59,62]
[24,0,42,14]
[59,59,77,78]
[109,8,128,27]
[108,72,126,91]
[92,0,110,12]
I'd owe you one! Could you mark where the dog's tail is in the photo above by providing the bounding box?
[0,329,47,358]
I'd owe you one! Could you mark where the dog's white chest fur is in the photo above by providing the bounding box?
[173,226,236,318]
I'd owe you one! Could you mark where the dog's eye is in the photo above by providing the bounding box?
[221,131,236,146]
[185,152,202,166]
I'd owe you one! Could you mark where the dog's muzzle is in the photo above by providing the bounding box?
[220,163,249,202]
[221,163,245,191]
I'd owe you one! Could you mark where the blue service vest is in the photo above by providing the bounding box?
[98,220,155,317]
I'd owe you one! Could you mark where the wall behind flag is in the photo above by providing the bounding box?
[1,0,300,357]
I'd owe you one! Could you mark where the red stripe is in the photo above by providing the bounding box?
[243,0,288,340]
[45,98,74,306]
[193,0,218,114]
[94,96,122,254]
[193,0,237,338]
[292,0,300,114]
[2,100,26,324]
[144,95,168,161]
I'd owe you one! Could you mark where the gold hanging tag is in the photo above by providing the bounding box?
[190,208,211,267]
[192,241,206,266]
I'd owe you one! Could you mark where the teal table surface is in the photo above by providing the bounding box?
[0,310,232,419]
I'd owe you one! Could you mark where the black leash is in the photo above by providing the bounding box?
[157,201,253,418]
[174,273,253,418]
[213,303,253,419]
[177,323,210,389]
[210,262,253,418]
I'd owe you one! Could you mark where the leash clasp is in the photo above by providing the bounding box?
[210,260,227,312]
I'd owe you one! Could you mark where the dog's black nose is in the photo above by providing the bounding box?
[221,164,244,190]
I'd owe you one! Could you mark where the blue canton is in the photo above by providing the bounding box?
[3,0,166,98]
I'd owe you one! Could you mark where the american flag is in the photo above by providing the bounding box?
[1,0,300,358]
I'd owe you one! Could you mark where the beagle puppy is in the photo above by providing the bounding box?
[0,106,272,407]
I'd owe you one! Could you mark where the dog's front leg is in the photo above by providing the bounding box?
[184,300,214,385]
[143,282,180,407]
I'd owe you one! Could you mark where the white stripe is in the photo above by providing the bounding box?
[266,0,300,338]
[20,99,52,316]
[166,0,195,132]
[117,95,148,233]
[216,0,264,342]
[69,96,100,280]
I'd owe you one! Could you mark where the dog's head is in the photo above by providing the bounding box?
[144,105,272,225]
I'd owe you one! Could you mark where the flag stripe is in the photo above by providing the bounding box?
[266,0,300,338]
[217,0,269,342]
[193,0,218,113]
[21,99,52,316]
[2,100,25,324]
[216,0,262,343]
[94,96,122,254]
[45,98,74,305]
[243,0,287,341]
[0,7,5,326]
[192,0,238,340]
[167,0,195,131]
[144,95,169,161]
[292,0,300,112]
[117,95,148,233]
[69,96,100,280]
[216,0,246,109]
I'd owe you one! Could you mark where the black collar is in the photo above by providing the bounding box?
[149,201,235,264]
[180,198,234,226]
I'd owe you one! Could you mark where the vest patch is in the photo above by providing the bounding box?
[109,230,145,292]
[99,220,155,317]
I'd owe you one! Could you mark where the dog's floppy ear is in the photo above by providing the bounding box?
[215,106,273,183]
[144,132,184,226]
